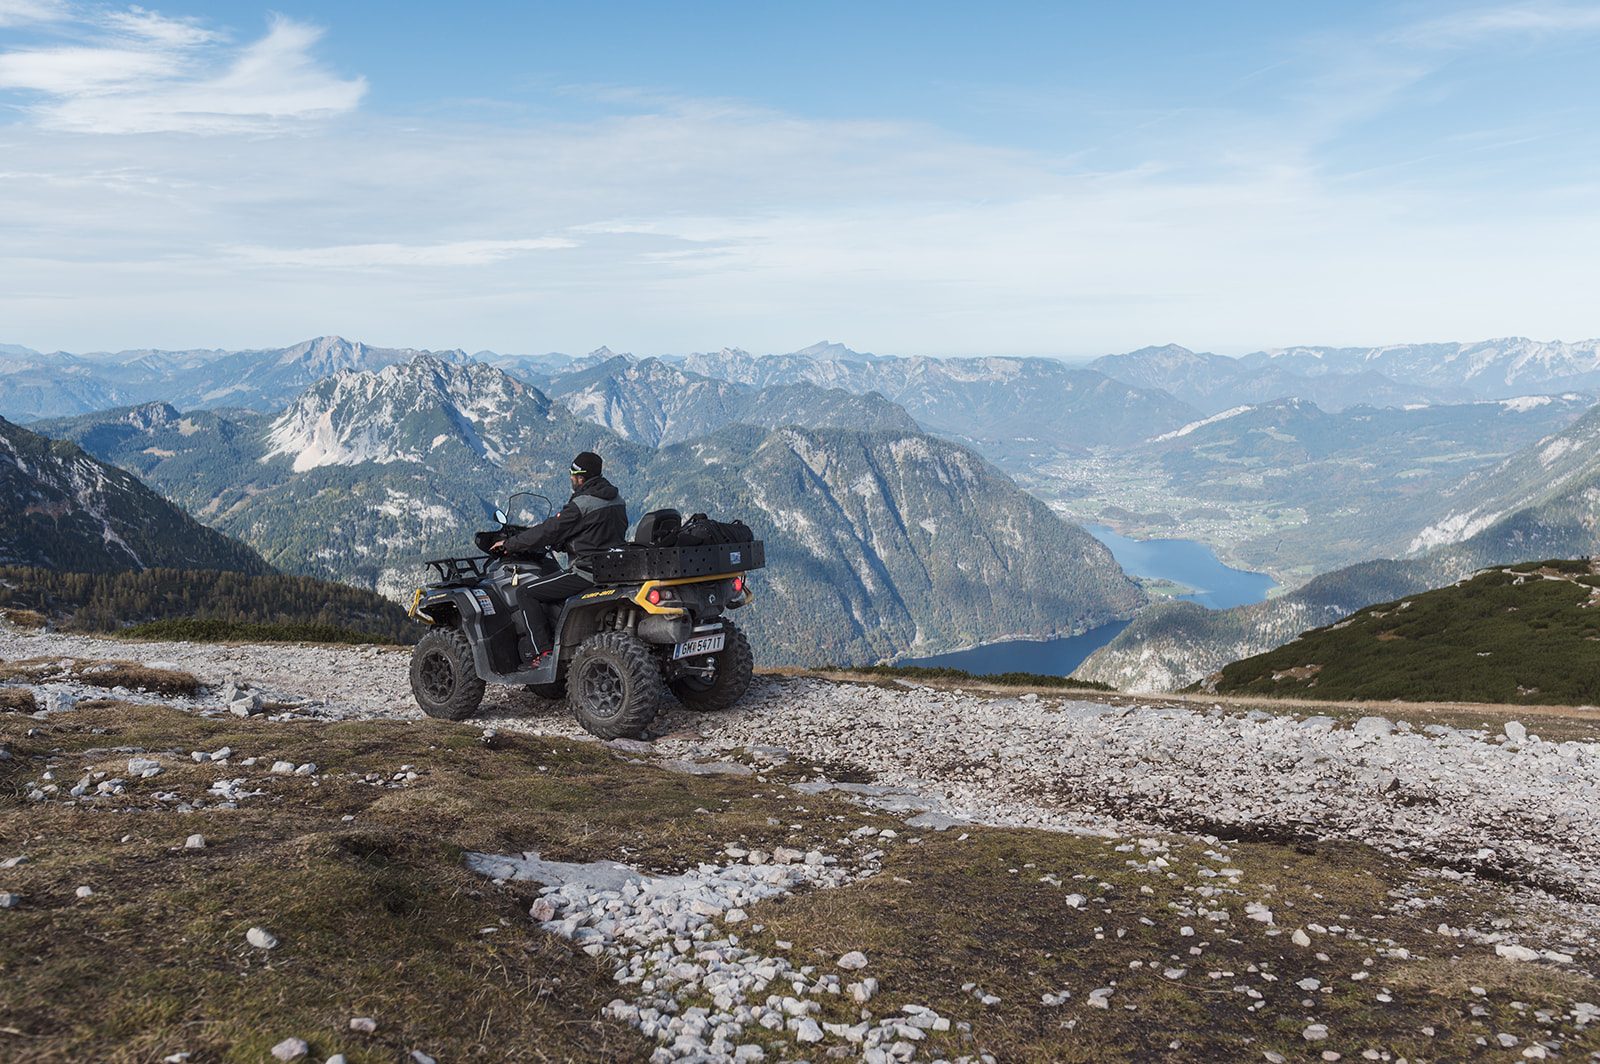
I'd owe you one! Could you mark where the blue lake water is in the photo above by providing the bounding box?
[901,619,1132,677]
[1083,525,1278,611]
[901,526,1275,677]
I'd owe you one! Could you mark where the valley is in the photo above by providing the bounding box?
[1012,449,1314,584]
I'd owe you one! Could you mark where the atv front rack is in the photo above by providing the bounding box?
[424,555,487,583]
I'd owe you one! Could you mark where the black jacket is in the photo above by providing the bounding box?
[503,476,628,562]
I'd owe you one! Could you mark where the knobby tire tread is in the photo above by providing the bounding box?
[410,626,486,721]
[671,622,753,712]
[569,631,661,739]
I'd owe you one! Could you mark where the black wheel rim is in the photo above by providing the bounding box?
[418,649,456,703]
[579,659,626,720]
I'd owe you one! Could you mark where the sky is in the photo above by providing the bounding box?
[1,1,1598,359]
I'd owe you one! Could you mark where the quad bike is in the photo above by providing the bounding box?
[406,499,763,739]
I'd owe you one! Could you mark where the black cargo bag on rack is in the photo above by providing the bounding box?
[674,512,753,547]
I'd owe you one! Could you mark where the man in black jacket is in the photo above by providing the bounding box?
[492,450,628,560]
[491,451,628,662]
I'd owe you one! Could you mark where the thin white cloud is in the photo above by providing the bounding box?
[103,7,220,48]
[0,44,174,94]
[1395,3,1600,46]
[0,10,365,133]
[227,238,579,269]
[0,0,67,28]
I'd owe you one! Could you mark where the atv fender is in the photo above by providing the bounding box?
[422,587,514,685]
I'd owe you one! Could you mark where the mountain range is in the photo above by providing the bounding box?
[1243,338,1600,398]
[682,346,1203,451]
[1090,337,1600,413]
[538,355,919,447]
[0,337,472,420]
[17,328,1600,686]
[34,355,1144,666]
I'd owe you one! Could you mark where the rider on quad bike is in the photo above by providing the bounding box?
[491,451,626,663]
[406,458,763,740]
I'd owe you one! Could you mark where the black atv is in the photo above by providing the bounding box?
[405,502,763,739]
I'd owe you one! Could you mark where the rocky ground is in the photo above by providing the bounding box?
[8,626,1600,1063]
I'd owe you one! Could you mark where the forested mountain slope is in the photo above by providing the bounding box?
[1199,560,1600,705]
[1,416,271,575]
[1400,403,1600,557]
[635,424,1143,664]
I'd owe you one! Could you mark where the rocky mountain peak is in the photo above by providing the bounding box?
[121,402,182,431]
[272,336,469,375]
[788,341,874,362]
[264,355,552,473]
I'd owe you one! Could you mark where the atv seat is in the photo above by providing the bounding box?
[633,508,682,546]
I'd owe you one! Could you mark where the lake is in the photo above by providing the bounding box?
[1082,525,1278,611]
[900,526,1276,677]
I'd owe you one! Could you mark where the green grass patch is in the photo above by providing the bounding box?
[1202,560,1600,704]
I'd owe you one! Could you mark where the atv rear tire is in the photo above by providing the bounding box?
[410,626,485,721]
[670,622,753,711]
[569,632,661,739]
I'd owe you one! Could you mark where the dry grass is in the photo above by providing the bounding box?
[0,687,36,712]
[729,831,1600,1063]
[0,657,201,698]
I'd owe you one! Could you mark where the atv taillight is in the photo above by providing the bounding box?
[733,577,744,593]
[647,588,662,605]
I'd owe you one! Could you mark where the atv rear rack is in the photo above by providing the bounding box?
[589,541,765,583]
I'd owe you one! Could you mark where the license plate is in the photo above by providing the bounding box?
[673,633,725,660]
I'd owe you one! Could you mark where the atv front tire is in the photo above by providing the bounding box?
[569,632,661,739]
[410,626,486,721]
[670,622,753,711]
